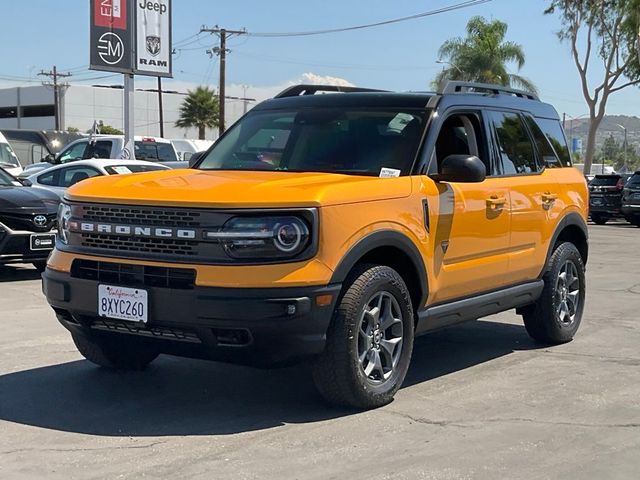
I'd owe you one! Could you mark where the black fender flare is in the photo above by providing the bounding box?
[330,230,429,307]
[543,212,589,274]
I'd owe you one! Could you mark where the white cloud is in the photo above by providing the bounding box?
[298,72,355,87]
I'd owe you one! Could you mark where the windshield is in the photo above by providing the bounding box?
[104,164,168,175]
[134,142,178,161]
[590,176,620,186]
[198,108,427,176]
[626,173,640,187]
[0,167,16,186]
[0,143,20,168]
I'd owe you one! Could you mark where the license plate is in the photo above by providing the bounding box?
[30,233,55,251]
[98,285,148,323]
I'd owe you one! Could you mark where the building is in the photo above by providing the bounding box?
[0,84,250,140]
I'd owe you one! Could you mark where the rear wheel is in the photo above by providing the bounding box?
[590,213,607,225]
[522,242,585,344]
[72,331,159,370]
[312,265,414,409]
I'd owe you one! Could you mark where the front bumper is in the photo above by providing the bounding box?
[0,226,56,265]
[621,204,640,217]
[43,267,341,367]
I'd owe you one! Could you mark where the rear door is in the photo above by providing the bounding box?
[487,111,565,283]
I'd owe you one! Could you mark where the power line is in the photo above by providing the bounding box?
[247,0,492,37]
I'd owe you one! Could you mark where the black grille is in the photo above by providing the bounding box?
[71,259,197,290]
[0,213,56,232]
[90,318,201,343]
[81,205,202,227]
[81,234,198,256]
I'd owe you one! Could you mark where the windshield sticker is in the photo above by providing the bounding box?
[379,168,401,178]
[112,166,133,175]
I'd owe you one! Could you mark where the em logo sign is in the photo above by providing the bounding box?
[97,32,125,65]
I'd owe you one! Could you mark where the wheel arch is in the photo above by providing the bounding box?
[330,230,428,311]
[542,212,589,275]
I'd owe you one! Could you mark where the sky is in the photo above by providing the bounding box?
[1,0,639,118]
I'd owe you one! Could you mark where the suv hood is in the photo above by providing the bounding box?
[65,170,412,208]
[0,185,60,213]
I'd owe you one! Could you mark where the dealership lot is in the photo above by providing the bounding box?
[0,223,638,480]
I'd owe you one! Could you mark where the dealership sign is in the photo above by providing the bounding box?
[90,0,172,77]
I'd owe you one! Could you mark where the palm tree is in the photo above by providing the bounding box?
[433,16,537,94]
[175,86,220,140]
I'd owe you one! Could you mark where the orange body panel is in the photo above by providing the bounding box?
[54,166,588,308]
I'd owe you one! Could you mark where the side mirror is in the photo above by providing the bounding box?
[431,155,486,183]
[41,153,55,163]
[20,178,33,187]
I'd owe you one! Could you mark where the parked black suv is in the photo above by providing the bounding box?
[588,174,630,224]
[0,167,59,271]
[622,171,640,226]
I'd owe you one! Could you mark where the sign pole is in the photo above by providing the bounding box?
[124,73,135,158]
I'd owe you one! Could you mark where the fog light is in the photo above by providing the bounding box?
[286,304,297,315]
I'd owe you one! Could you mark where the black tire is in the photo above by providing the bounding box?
[32,261,47,273]
[522,242,585,344]
[591,214,607,225]
[312,265,414,409]
[72,331,159,370]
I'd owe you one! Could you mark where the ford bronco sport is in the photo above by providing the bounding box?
[43,82,588,409]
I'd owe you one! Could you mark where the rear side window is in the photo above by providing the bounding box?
[104,164,167,174]
[85,141,113,159]
[532,118,572,167]
[489,111,540,175]
[135,142,178,161]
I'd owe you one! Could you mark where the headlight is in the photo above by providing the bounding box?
[206,216,310,260]
[57,203,72,244]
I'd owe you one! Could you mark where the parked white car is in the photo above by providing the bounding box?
[26,159,170,199]
[20,135,179,178]
[170,139,213,161]
[0,131,23,177]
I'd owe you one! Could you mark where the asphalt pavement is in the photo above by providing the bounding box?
[0,223,639,480]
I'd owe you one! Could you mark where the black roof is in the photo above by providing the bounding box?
[253,83,560,121]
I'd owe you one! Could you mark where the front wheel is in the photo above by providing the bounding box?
[522,242,585,344]
[72,331,159,370]
[312,265,414,409]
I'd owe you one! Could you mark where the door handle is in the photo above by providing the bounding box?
[486,196,507,207]
[542,192,558,203]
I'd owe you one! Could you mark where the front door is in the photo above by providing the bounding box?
[422,111,512,304]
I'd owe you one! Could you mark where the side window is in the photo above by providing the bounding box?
[532,118,572,167]
[60,166,101,187]
[434,112,493,175]
[85,141,113,159]
[58,142,88,163]
[490,112,540,175]
[37,171,58,186]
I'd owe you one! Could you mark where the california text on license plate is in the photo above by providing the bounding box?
[98,285,148,323]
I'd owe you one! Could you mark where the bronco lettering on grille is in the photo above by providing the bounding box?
[74,221,197,240]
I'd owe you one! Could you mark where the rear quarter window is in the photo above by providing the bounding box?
[531,118,572,167]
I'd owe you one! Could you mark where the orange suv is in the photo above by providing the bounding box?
[44,82,588,409]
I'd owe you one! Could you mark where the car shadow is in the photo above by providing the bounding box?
[0,265,41,283]
[0,319,544,437]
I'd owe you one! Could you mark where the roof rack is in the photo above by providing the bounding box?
[274,84,388,98]
[440,81,539,101]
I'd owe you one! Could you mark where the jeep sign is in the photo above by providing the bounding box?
[135,0,172,77]
[90,0,134,73]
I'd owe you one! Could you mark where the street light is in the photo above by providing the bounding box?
[616,123,628,173]
[563,113,590,159]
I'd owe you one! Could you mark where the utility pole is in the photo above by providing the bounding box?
[157,77,165,137]
[38,66,71,131]
[201,25,247,136]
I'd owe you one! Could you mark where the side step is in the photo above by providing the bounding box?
[416,281,544,335]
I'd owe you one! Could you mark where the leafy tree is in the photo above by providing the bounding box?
[433,16,537,93]
[67,126,80,133]
[85,123,123,135]
[545,0,640,175]
[175,86,220,140]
